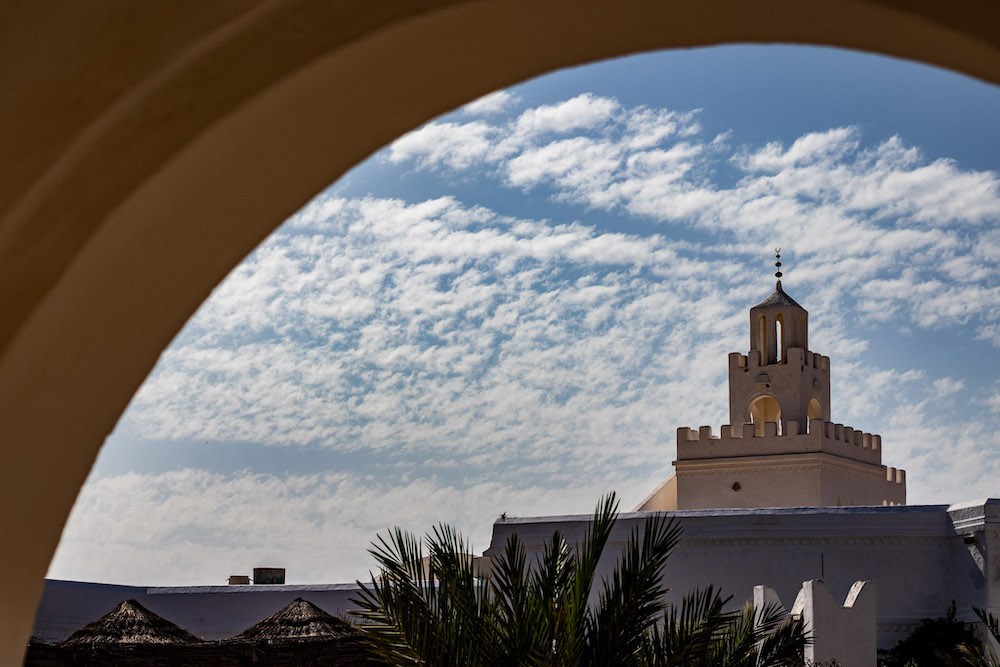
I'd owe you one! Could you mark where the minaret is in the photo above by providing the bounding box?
[635,249,907,511]
[729,250,831,435]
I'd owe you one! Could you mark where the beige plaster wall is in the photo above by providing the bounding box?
[636,473,678,511]
[818,465,906,507]
[673,454,905,510]
[678,421,885,465]
[676,456,823,509]
[730,348,832,428]
[2,1,999,662]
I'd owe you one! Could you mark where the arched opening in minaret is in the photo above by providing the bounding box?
[808,398,823,428]
[775,314,785,363]
[757,315,767,365]
[749,395,782,436]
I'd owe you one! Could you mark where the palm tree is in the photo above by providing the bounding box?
[955,607,1000,666]
[641,588,808,666]
[351,493,806,665]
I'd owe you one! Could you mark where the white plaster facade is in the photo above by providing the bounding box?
[791,580,877,666]
[756,580,878,666]
[640,281,906,511]
[484,499,1000,653]
[31,499,1000,658]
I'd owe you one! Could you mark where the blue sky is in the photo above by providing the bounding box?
[49,45,1000,586]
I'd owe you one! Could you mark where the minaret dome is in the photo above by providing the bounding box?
[749,280,808,365]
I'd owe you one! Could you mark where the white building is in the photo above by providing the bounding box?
[481,278,995,654]
[484,499,999,652]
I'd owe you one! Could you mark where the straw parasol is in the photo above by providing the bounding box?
[228,597,354,643]
[59,599,200,646]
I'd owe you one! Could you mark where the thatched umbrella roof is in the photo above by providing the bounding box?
[59,599,200,646]
[229,597,354,643]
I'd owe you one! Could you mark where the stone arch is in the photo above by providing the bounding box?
[808,397,823,426]
[2,1,1000,659]
[749,395,782,436]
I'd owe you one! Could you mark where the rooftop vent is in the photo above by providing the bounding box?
[253,567,285,585]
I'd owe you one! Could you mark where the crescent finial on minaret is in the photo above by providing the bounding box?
[774,247,783,284]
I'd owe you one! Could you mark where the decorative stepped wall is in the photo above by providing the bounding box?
[677,421,896,471]
[731,347,830,372]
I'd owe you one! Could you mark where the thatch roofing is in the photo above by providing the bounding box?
[59,599,200,646]
[228,597,354,643]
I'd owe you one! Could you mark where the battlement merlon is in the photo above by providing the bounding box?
[675,420,884,466]
[729,348,830,372]
[885,466,906,485]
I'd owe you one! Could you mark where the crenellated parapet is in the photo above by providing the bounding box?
[730,347,830,372]
[728,345,833,429]
[883,466,907,501]
[676,419,892,468]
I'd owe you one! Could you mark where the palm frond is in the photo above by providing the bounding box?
[649,585,736,666]
[587,511,683,665]
[351,527,431,663]
[350,492,808,667]
[706,601,806,667]
[753,604,808,667]
[959,607,1000,667]
[531,529,578,661]
[974,607,1000,646]
[486,532,547,662]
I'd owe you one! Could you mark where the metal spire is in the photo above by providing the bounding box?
[774,248,783,285]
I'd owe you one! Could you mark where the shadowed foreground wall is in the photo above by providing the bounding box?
[1,1,998,662]
[31,500,1000,654]
[486,500,1000,652]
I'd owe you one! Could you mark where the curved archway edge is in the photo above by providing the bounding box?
[2,0,998,660]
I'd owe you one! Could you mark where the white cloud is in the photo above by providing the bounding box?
[125,195,733,471]
[386,96,1000,342]
[119,185,1000,501]
[507,137,621,192]
[734,127,860,172]
[49,468,635,586]
[512,93,619,136]
[933,377,965,396]
[881,396,1000,504]
[462,89,518,115]
[387,121,498,170]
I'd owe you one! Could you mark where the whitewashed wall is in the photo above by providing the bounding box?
[31,499,999,653]
[486,499,999,651]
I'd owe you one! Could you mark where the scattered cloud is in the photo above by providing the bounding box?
[59,93,1000,586]
[734,127,860,172]
[462,89,518,115]
[125,194,741,473]
[512,93,620,136]
[933,377,965,396]
[50,468,635,585]
[388,96,1000,342]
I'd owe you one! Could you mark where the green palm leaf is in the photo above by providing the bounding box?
[350,492,808,666]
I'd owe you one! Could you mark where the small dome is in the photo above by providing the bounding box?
[752,281,805,311]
